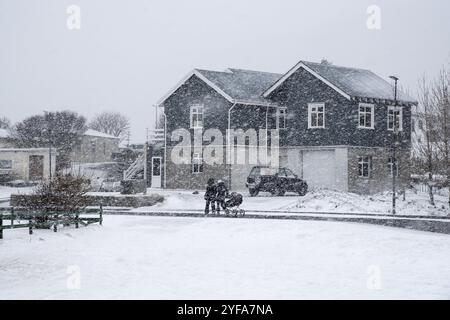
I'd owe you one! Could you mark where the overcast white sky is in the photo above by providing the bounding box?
[1,0,449,142]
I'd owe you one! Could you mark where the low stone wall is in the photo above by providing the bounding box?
[10,193,164,208]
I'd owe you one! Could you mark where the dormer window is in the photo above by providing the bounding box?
[190,105,204,129]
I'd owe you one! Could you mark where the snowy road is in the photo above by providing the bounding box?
[1,215,449,299]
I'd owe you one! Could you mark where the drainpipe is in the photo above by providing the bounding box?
[227,102,237,190]
[162,111,167,189]
[265,106,269,149]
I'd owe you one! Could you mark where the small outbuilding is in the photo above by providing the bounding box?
[0,148,56,182]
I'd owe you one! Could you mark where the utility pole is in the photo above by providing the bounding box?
[389,76,399,215]
[45,111,53,188]
[143,128,149,195]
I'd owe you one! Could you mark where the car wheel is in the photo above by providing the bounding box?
[297,184,308,196]
[249,188,259,197]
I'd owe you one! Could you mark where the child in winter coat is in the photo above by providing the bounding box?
[204,178,216,215]
[215,180,229,214]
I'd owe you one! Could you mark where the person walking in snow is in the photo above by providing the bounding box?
[204,178,217,215]
[215,179,229,215]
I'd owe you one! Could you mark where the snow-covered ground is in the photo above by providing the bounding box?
[137,188,450,217]
[1,215,449,299]
[1,185,448,216]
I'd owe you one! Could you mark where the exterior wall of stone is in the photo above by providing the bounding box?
[347,147,410,194]
[165,146,228,190]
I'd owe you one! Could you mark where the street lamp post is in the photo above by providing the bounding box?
[389,75,399,215]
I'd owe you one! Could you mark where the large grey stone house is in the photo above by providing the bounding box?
[152,60,416,194]
[70,129,120,164]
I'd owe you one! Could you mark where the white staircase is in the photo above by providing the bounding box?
[123,154,145,180]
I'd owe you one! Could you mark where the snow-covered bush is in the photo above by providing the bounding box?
[21,173,90,225]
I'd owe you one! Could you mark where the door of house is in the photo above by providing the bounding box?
[151,157,162,188]
[29,155,44,181]
[302,150,336,190]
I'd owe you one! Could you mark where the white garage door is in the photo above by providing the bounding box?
[302,150,336,190]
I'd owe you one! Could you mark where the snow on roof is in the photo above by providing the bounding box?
[195,68,282,105]
[264,60,416,104]
[159,60,417,107]
[84,129,119,139]
[0,128,10,138]
[301,61,416,103]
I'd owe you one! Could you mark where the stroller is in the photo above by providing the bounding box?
[224,192,245,217]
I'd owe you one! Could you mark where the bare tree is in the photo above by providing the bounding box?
[432,66,450,207]
[414,75,437,205]
[89,112,130,142]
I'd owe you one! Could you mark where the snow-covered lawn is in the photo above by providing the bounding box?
[1,185,448,217]
[1,215,449,299]
[139,188,450,217]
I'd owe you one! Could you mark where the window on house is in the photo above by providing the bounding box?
[277,108,287,129]
[388,106,403,131]
[418,120,423,130]
[192,153,203,174]
[358,156,372,178]
[308,103,325,128]
[90,141,96,153]
[358,103,374,129]
[0,160,12,169]
[190,105,204,129]
[388,157,399,177]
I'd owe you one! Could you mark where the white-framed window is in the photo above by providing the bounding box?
[387,106,403,131]
[358,156,372,178]
[277,107,287,129]
[388,157,399,177]
[308,103,325,129]
[358,103,374,129]
[190,105,204,129]
[192,152,203,174]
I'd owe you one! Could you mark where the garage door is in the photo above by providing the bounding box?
[302,150,336,190]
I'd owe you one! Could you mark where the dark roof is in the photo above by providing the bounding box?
[299,61,416,103]
[160,61,416,106]
[195,68,282,105]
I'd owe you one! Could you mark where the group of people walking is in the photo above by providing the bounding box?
[204,178,229,215]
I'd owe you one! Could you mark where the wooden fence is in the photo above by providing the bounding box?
[0,206,103,239]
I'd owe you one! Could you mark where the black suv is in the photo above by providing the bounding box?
[245,166,308,197]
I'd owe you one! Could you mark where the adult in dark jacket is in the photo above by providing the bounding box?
[204,178,216,215]
[215,180,229,214]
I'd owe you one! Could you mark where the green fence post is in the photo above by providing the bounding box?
[0,214,3,239]
[10,207,14,229]
[53,215,57,233]
[100,204,103,226]
[75,212,79,229]
[29,218,33,235]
